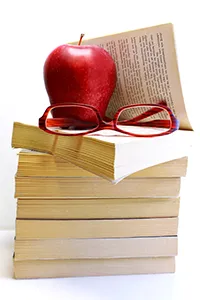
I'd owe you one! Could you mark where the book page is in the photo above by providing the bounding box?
[78,23,192,130]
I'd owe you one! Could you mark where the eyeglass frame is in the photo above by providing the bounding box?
[39,102,179,137]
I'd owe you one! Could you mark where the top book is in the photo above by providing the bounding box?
[12,122,193,183]
[12,23,194,182]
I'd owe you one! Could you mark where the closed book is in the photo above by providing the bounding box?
[14,236,177,260]
[15,218,178,239]
[15,176,181,198]
[12,122,193,182]
[17,150,188,178]
[13,257,175,279]
[16,197,180,219]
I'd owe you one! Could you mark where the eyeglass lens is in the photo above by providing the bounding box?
[116,105,171,135]
[46,105,99,135]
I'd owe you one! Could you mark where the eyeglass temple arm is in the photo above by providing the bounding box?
[103,101,167,123]
[45,118,97,128]
[122,119,171,128]
[119,101,167,124]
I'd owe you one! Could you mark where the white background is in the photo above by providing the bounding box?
[1,1,200,299]
[0,0,200,230]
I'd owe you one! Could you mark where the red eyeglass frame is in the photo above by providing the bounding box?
[39,102,179,137]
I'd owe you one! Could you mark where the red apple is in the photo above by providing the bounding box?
[43,34,116,123]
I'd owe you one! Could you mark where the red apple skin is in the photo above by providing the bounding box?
[43,44,117,122]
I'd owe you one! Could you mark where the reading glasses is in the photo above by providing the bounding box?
[39,102,179,137]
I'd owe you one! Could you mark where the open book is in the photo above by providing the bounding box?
[74,23,192,130]
[12,122,193,183]
[12,23,194,182]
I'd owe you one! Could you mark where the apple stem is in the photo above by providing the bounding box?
[78,34,85,45]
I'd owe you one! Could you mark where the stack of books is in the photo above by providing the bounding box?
[13,147,188,279]
[12,23,194,279]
